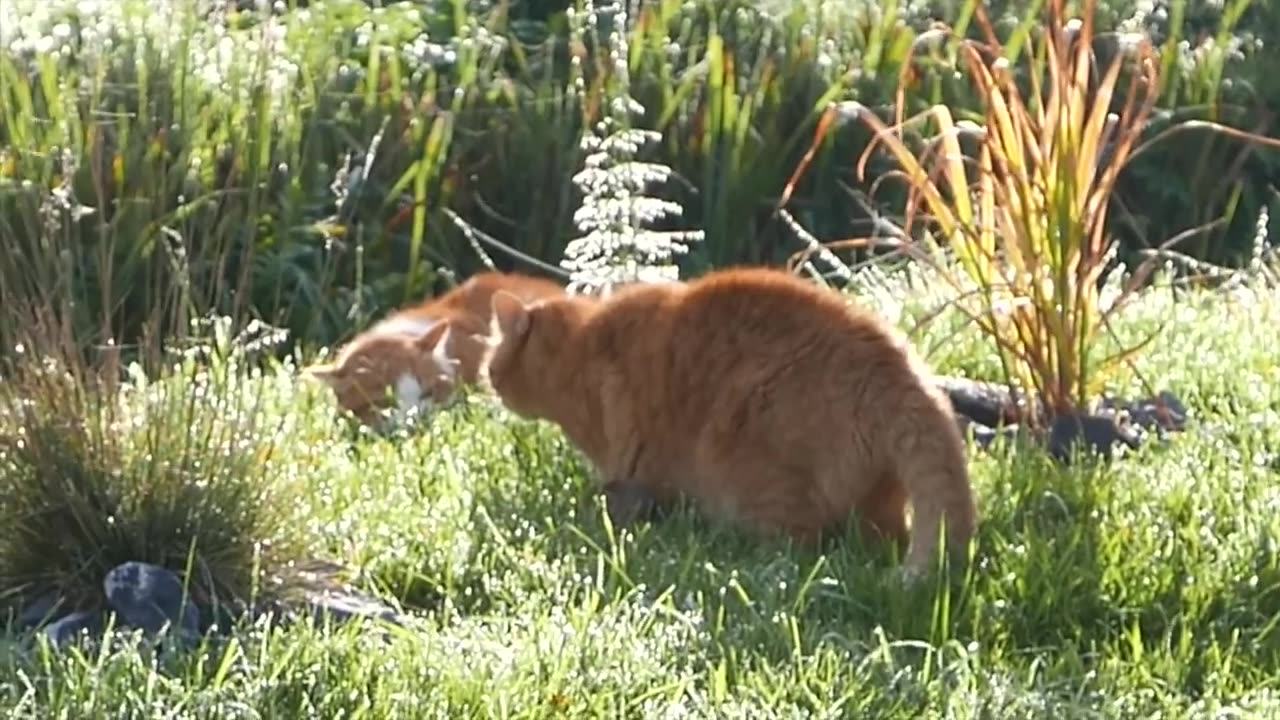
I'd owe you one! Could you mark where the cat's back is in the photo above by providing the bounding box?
[578,280,687,354]
[399,272,564,323]
[455,272,564,316]
[671,267,902,354]
[577,268,905,379]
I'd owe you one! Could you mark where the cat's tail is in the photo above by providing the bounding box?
[891,390,979,578]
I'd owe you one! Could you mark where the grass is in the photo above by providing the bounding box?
[2,265,1278,717]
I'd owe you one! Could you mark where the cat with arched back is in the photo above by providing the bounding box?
[480,266,978,579]
[304,271,565,426]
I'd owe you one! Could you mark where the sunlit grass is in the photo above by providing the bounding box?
[2,268,1278,716]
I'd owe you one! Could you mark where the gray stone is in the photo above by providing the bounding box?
[305,590,406,628]
[955,415,1020,452]
[937,376,1024,429]
[103,562,200,639]
[42,610,103,648]
[249,560,412,633]
[1130,391,1188,432]
[1047,412,1143,464]
[1100,390,1189,433]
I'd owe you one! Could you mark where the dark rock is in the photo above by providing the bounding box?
[955,415,1021,452]
[42,610,103,649]
[304,589,407,628]
[1156,390,1188,419]
[263,560,410,630]
[1047,412,1143,464]
[936,376,1025,428]
[103,562,200,640]
[1103,390,1189,433]
[17,591,64,629]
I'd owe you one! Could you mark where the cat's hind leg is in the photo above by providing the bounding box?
[854,471,910,552]
[892,414,977,578]
[695,459,841,546]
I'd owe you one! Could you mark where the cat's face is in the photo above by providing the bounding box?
[484,291,580,419]
[304,321,460,425]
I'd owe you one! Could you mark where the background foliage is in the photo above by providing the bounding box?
[0,0,1276,357]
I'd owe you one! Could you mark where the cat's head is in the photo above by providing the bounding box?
[483,290,590,419]
[303,321,460,425]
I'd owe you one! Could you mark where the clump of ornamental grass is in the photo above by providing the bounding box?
[0,310,315,622]
[783,0,1280,430]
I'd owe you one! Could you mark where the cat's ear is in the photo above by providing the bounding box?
[416,321,461,379]
[491,290,531,339]
[412,320,450,353]
[302,362,345,388]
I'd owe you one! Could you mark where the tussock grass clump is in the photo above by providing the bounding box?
[0,314,315,621]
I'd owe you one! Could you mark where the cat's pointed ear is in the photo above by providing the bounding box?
[417,321,461,380]
[491,290,531,339]
[412,320,450,353]
[302,362,345,387]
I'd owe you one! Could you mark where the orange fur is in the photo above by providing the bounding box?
[483,266,978,577]
[304,271,564,425]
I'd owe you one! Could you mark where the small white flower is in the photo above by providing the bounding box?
[558,0,703,294]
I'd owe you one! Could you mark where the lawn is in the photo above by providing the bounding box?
[3,266,1278,718]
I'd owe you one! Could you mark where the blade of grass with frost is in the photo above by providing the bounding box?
[701,30,734,255]
[364,33,383,110]
[722,44,773,264]
[862,0,900,72]
[1206,0,1253,112]
[1000,0,1047,67]
[1157,0,1188,101]
[0,58,34,149]
[735,48,767,174]
[657,57,710,132]
[644,0,697,130]
[384,44,404,111]
[407,112,454,303]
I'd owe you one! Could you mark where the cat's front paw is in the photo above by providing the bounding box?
[603,482,660,530]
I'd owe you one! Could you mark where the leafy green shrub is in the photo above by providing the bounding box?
[0,0,499,355]
[2,0,1278,358]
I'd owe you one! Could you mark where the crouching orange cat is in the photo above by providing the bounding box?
[481,266,978,578]
[304,271,564,425]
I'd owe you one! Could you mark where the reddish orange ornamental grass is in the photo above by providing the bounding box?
[782,0,1280,429]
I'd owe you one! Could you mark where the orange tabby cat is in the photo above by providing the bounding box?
[304,271,564,425]
[481,266,977,577]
